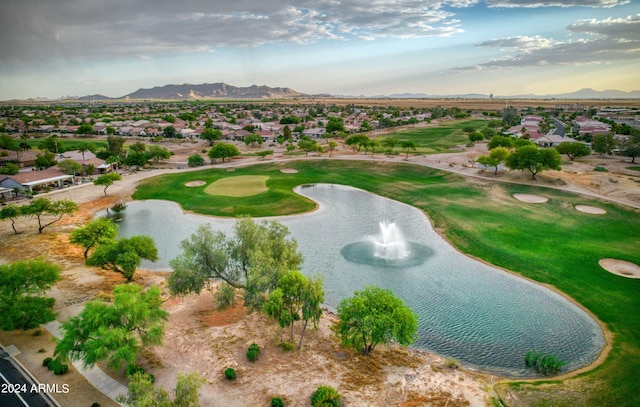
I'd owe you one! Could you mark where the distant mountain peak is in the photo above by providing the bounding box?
[121,82,306,100]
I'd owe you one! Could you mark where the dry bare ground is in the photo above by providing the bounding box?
[1,127,639,406]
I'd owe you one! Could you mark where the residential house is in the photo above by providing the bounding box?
[0,149,38,168]
[1,168,74,193]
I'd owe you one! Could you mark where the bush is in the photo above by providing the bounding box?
[278,342,295,352]
[445,358,459,369]
[594,166,608,172]
[525,350,566,375]
[310,385,341,407]
[42,357,53,367]
[53,363,69,375]
[91,403,101,407]
[214,283,235,310]
[126,365,146,377]
[247,343,260,362]
[224,367,236,380]
[271,397,284,407]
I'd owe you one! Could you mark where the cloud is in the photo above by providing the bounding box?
[458,13,640,70]
[0,0,465,64]
[484,0,628,8]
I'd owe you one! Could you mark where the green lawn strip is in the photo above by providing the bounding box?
[373,119,488,153]
[27,138,108,151]
[133,159,640,406]
[626,166,640,171]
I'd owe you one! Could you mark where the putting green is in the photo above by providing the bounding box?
[204,175,269,197]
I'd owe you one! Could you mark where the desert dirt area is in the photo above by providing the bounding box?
[1,131,639,406]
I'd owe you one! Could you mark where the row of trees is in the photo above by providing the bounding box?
[476,137,562,180]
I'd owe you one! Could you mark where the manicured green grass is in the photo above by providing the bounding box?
[373,119,489,154]
[27,138,108,152]
[204,175,269,197]
[626,166,640,171]
[134,159,640,406]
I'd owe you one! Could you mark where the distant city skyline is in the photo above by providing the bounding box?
[0,0,639,100]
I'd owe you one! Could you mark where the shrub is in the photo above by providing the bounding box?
[91,403,101,407]
[271,397,284,407]
[42,357,53,367]
[126,365,146,377]
[53,363,69,375]
[37,348,46,353]
[278,342,295,352]
[525,350,566,375]
[247,343,260,362]
[310,385,341,407]
[214,283,235,310]
[445,357,459,369]
[594,166,607,172]
[224,367,236,380]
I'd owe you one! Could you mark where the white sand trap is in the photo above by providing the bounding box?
[185,180,206,187]
[575,205,606,214]
[280,168,299,174]
[599,259,640,279]
[513,193,548,203]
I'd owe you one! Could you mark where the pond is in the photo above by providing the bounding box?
[107,183,605,378]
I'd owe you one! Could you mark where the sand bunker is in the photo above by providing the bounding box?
[599,259,640,279]
[280,168,299,173]
[575,205,606,214]
[513,193,548,203]
[185,180,206,187]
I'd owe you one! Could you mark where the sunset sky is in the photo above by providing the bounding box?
[1,0,638,100]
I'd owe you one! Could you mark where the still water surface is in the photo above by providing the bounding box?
[109,183,604,377]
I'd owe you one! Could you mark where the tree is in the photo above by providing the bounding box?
[0,134,18,151]
[208,142,240,163]
[400,140,416,160]
[168,219,302,310]
[119,371,205,407]
[22,198,78,233]
[54,284,167,371]
[592,134,617,158]
[163,126,177,138]
[263,270,324,349]
[477,147,510,175]
[0,204,23,234]
[297,137,319,156]
[257,150,274,159]
[38,136,60,153]
[621,131,640,163]
[77,142,92,160]
[555,142,591,161]
[325,117,345,134]
[487,136,515,150]
[283,125,292,140]
[502,106,520,126]
[200,128,221,146]
[147,145,171,163]
[35,151,57,170]
[382,137,399,150]
[94,172,122,196]
[506,145,562,180]
[345,134,369,152]
[327,141,338,157]
[107,135,126,156]
[188,154,205,167]
[129,142,147,154]
[0,163,19,175]
[69,217,118,260]
[76,123,94,135]
[57,159,83,175]
[468,131,484,143]
[0,259,60,330]
[87,235,158,281]
[336,286,418,355]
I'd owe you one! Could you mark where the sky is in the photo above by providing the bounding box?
[0,0,639,100]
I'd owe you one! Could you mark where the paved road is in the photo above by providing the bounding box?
[0,356,51,407]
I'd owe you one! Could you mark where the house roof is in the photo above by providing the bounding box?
[8,169,72,186]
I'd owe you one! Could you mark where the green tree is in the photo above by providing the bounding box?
[129,142,147,154]
[208,142,240,163]
[87,235,158,281]
[94,172,122,196]
[244,133,263,147]
[38,136,60,153]
[77,142,92,160]
[57,159,83,175]
[327,141,338,157]
[168,219,303,310]
[325,117,345,134]
[200,128,222,146]
[76,123,94,135]
[400,140,416,160]
[107,135,126,156]
[592,133,617,158]
[297,137,319,156]
[163,126,177,138]
[0,259,60,330]
[487,136,515,150]
[621,131,640,163]
[22,198,78,233]
[35,151,57,170]
[263,270,324,349]
[345,134,369,152]
[382,137,399,150]
[468,131,484,143]
[0,163,19,175]
[502,106,521,126]
[54,284,167,370]
[119,371,205,407]
[0,204,23,234]
[283,125,292,140]
[477,147,510,175]
[188,154,205,167]
[555,142,591,161]
[336,286,418,355]
[0,134,18,151]
[257,150,274,159]
[69,217,118,260]
[147,145,171,163]
[506,145,562,180]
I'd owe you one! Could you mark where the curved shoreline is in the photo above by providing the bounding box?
[42,157,619,383]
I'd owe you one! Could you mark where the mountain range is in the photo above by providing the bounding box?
[18,84,640,102]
